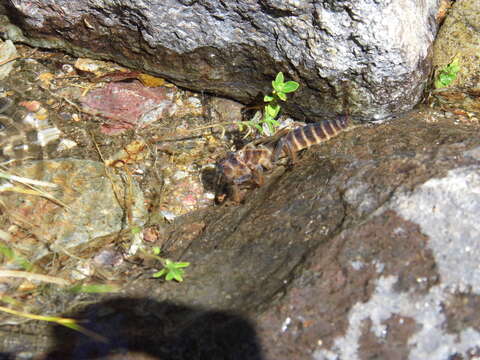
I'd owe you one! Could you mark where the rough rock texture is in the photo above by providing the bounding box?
[2,0,441,120]
[0,39,16,79]
[2,110,480,360]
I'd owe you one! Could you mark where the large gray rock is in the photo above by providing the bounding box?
[2,0,441,120]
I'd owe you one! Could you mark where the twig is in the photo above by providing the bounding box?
[0,55,19,67]
[0,167,69,209]
[0,170,58,188]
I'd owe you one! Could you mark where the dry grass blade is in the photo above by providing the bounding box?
[0,305,107,342]
[0,229,11,242]
[0,55,19,66]
[0,270,70,286]
[0,170,57,188]
[0,168,69,209]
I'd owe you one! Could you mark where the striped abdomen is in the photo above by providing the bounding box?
[274,115,349,161]
[216,114,350,202]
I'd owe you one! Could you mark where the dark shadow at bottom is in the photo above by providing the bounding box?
[43,297,265,360]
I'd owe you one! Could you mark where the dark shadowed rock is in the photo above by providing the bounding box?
[124,110,480,359]
[2,0,441,120]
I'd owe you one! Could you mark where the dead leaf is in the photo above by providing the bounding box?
[74,58,126,77]
[138,73,166,87]
[105,140,148,167]
[38,72,55,88]
[92,70,142,83]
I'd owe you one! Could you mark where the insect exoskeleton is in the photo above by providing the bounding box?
[274,115,349,162]
[215,114,350,203]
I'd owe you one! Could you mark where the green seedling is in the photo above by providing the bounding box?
[175,72,299,139]
[241,72,300,135]
[153,258,190,282]
[157,72,299,140]
[261,72,299,134]
[149,247,190,282]
[435,58,460,89]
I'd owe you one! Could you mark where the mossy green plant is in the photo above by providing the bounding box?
[435,58,460,89]
[150,247,190,282]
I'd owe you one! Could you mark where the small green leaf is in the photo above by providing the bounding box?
[448,59,460,72]
[266,103,280,117]
[439,76,452,86]
[274,72,284,85]
[282,81,299,93]
[277,92,287,101]
[153,259,190,281]
[272,82,281,93]
[152,246,161,255]
[267,118,280,127]
[165,272,175,281]
[435,58,461,89]
[174,262,190,268]
[165,266,185,282]
[264,94,274,102]
[153,269,166,278]
[272,72,285,92]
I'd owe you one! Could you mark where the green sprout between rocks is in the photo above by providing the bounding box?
[175,72,299,139]
[262,72,300,133]
[150,247,190,282]
[241,72,300,135]
[434,57,460,89]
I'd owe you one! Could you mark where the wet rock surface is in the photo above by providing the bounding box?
[2,0,441,120]
[2,159,146,262]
